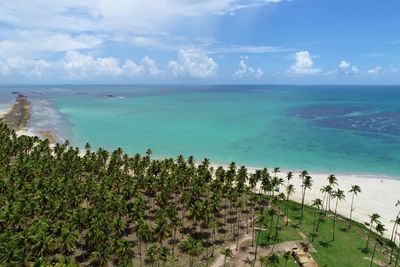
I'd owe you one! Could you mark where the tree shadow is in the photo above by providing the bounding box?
[319,240,333,248]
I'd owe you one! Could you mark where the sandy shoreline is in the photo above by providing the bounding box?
[210,163,399,240]
[1,95,57,143]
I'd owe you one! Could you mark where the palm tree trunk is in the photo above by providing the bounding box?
[321,192,326,213]
[365,224,373,250]
[332,199,339,241]
[370,241,378,267]
[268,214,274,241]
[274,213,280,240]
[312,209,317,241]
[349,193,355,229]
[246,208,249,234]
[236,209,240,250]
[300,189,306,222]
[390,212,400,241]
[253,230,260,267]
[172,229,176,264]
[251,212,255,247]
[285,196,290,226]
[139,240,142,267]
[395,247,400,267]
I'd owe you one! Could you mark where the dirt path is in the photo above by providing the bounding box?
[210,233,252,267]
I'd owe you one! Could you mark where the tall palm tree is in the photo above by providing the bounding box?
[311,198,322,241]
[285,184,295,226]
[365,213,381,250]
[320,185,333,214]
[182,237,202,267]
[146,244,159,267]
[259,255,268,267]
[283,251,291,267]
[348,185,361,229]
[390,200,400,242]
[268,253,280,267]
[327,175,338,211]
[332,189,345,241]
[221,248,232,267]
[370,223,386,267]
[300,175,313,222]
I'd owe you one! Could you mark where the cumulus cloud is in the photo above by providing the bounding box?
[367,66,382,75]
[168,48,217,78]
[233,57,263,78]
[288,51,321,75]
[0,57,51,78]
[0,50,160,80]
[337,60,360,75]
[62,51,160,79]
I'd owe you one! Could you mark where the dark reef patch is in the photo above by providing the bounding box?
[288,104,400,136]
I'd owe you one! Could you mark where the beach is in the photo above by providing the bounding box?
[267,169,400,240]
[0,94,57,142]
[207,163,400,240]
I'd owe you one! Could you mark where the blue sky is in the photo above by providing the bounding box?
[0,0,399,84]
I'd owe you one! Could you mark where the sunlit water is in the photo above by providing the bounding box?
[1,85,399,177]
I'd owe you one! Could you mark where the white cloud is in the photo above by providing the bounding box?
[288,51,321,75]
[367,66,382,75]
[62,51,161,79]
[0,1,284,34]
[339,60,350,70]
[337,60,360,75]
[168,48,217,78]
[0,30,103,57]
[0,50,160,80]
[0,57,52,77]
[233,58,263,78]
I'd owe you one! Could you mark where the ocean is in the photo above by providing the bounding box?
[0,84,399,177]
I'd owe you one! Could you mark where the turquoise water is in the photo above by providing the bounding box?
[1,85,399,176]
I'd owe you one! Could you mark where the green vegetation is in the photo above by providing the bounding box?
[0,121,399,267]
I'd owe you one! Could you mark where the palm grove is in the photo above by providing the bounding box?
[0,121,399,266]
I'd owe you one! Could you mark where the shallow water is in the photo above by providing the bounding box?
[1,84,399,176]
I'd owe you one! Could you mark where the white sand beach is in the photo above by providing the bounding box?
[247,167,400,240]
[209,163,399,240]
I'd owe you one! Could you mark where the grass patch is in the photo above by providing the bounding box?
[256,199,392,267]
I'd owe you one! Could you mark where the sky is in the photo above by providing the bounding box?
[0,0,400,84]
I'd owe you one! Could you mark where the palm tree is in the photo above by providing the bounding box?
[285,184,295,226]
[311,198,322,241]
[331,189,345,241]
[300,175,313,222]
[221,248,232,267]
[268,253,280,266]
[91,245,111,267]
[283,251,291,267]
[115,239,135,266]
[159,247,170,267]
[390,200,400,242]
[146,244,159,267]
[365,213,381,251]
[182,237,202,267]
[327,174,338,211]
[259,255,268,267]
[59,227,79,255]
[348,185,361,229]
[389,217,400,264]
[320,185,333,214]
[370,223,386,267]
